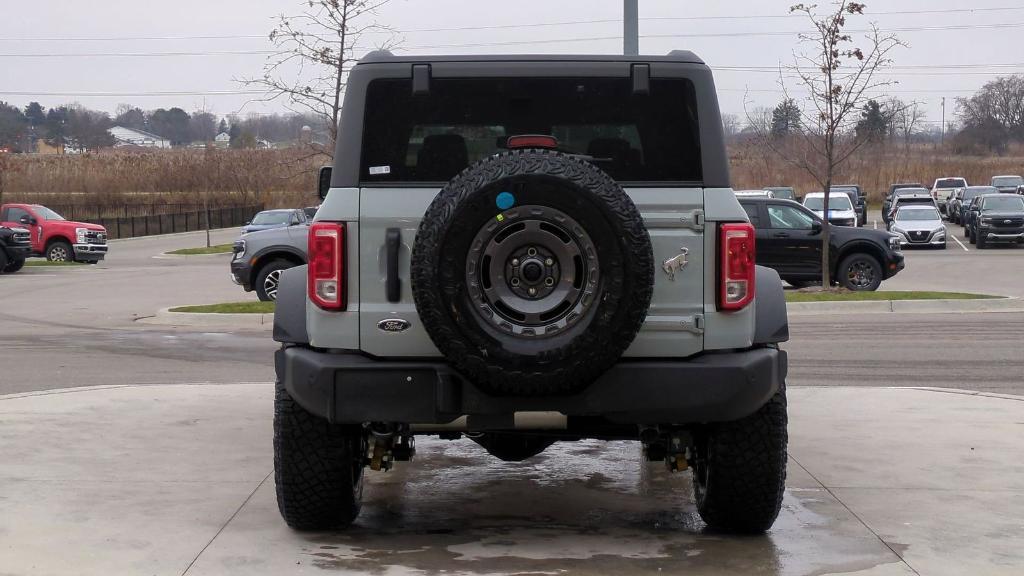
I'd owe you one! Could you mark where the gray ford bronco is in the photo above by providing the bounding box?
[272,51,790,534]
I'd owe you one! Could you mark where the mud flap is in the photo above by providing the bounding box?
[753,265,789,344]
[273,265,310,344]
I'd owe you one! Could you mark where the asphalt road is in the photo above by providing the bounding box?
[1,225,1022,396]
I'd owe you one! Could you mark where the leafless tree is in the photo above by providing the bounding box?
[749,2,904,287]
[721,113,741,140]
[243,0,399,158]
[885,97,926,145]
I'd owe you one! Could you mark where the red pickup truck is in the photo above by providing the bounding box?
[0,203,108,262]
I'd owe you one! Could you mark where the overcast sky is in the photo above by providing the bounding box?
[1,0,1019,129]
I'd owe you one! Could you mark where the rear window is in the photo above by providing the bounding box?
[360,77,702,184]
[964,187,997,200]
[992,176,1023,187]
[936,178,965,189]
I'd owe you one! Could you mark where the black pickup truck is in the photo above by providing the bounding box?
[0,225,32,274]
[968,194,1024,249]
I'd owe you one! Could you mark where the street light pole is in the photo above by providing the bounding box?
[624,0,639,56]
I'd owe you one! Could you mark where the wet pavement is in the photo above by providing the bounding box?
[2,384,1021,575]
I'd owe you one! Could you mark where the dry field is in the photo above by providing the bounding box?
[2,145,1022,210]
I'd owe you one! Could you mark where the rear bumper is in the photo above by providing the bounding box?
[275,346,787,427]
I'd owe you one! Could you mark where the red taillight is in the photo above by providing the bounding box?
[718,222,756,311]
[507,135,559,149]
[308,222,345,310]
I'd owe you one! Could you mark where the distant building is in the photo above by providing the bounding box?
[109,126,171,149]
[214,132,231,148]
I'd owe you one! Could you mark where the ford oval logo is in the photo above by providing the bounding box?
[377,319,411,333]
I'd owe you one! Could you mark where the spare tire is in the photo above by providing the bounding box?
[411,149,653,396]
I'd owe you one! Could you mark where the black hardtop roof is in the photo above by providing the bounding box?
[358,50,705,66]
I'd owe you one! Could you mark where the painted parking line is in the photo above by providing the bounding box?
[951,234,969,252]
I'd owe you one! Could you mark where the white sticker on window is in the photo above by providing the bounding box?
[369,165,391,175]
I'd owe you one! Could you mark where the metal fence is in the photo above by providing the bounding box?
[67,204,264,240]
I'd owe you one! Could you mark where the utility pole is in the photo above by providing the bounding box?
[624,0,639,56]
[940,97,946,146]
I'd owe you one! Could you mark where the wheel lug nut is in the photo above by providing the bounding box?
[545,258,554,266]
[544,277,554,287]
[510,278,520,287]
[511,259,520,266]
[527,247,537,256]
[528,287,537,296]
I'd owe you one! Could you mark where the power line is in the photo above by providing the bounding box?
[0,90,264,97]
[4,5,1024,41]
[8,17,1024,57]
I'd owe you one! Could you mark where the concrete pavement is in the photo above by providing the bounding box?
[2,383,1021,575]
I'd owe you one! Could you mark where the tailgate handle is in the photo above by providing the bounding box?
[386,228,401,302]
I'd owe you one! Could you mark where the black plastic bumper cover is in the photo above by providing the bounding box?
[276,347,787,426]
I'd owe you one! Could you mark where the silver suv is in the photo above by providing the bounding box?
[270,52,790,534]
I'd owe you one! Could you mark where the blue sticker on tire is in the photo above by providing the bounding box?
[496,191,515,210]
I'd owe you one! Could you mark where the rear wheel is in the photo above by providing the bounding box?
[274,378,366,530]
[838,254,882,291]
[693,386,788,534]
[46,241,73,262]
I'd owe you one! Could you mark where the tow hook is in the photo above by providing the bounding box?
[367,428,415,472]
[640,428,691,472]
[664,431,692,473]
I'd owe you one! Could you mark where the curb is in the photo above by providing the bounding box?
[137,307,273,329]
[787,296,1024,315]
[153,251,233,260]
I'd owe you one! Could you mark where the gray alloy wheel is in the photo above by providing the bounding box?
[263,269,283,300]
[466,205,598,338]
[255,259,293,302]
[46,241,73,262]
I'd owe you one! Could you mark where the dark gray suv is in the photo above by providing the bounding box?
[230,225,308,301]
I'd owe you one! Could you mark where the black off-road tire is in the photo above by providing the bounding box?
[0,250,8,274]
[46,240,73,262]
[411,149,654,396]
[837,253,883,291]
[976,232,986,249]
[471,433,556,462]
[693,386,788,534]
[4,256,25,273]
[256,259,293,301]
[274,377,366,530]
